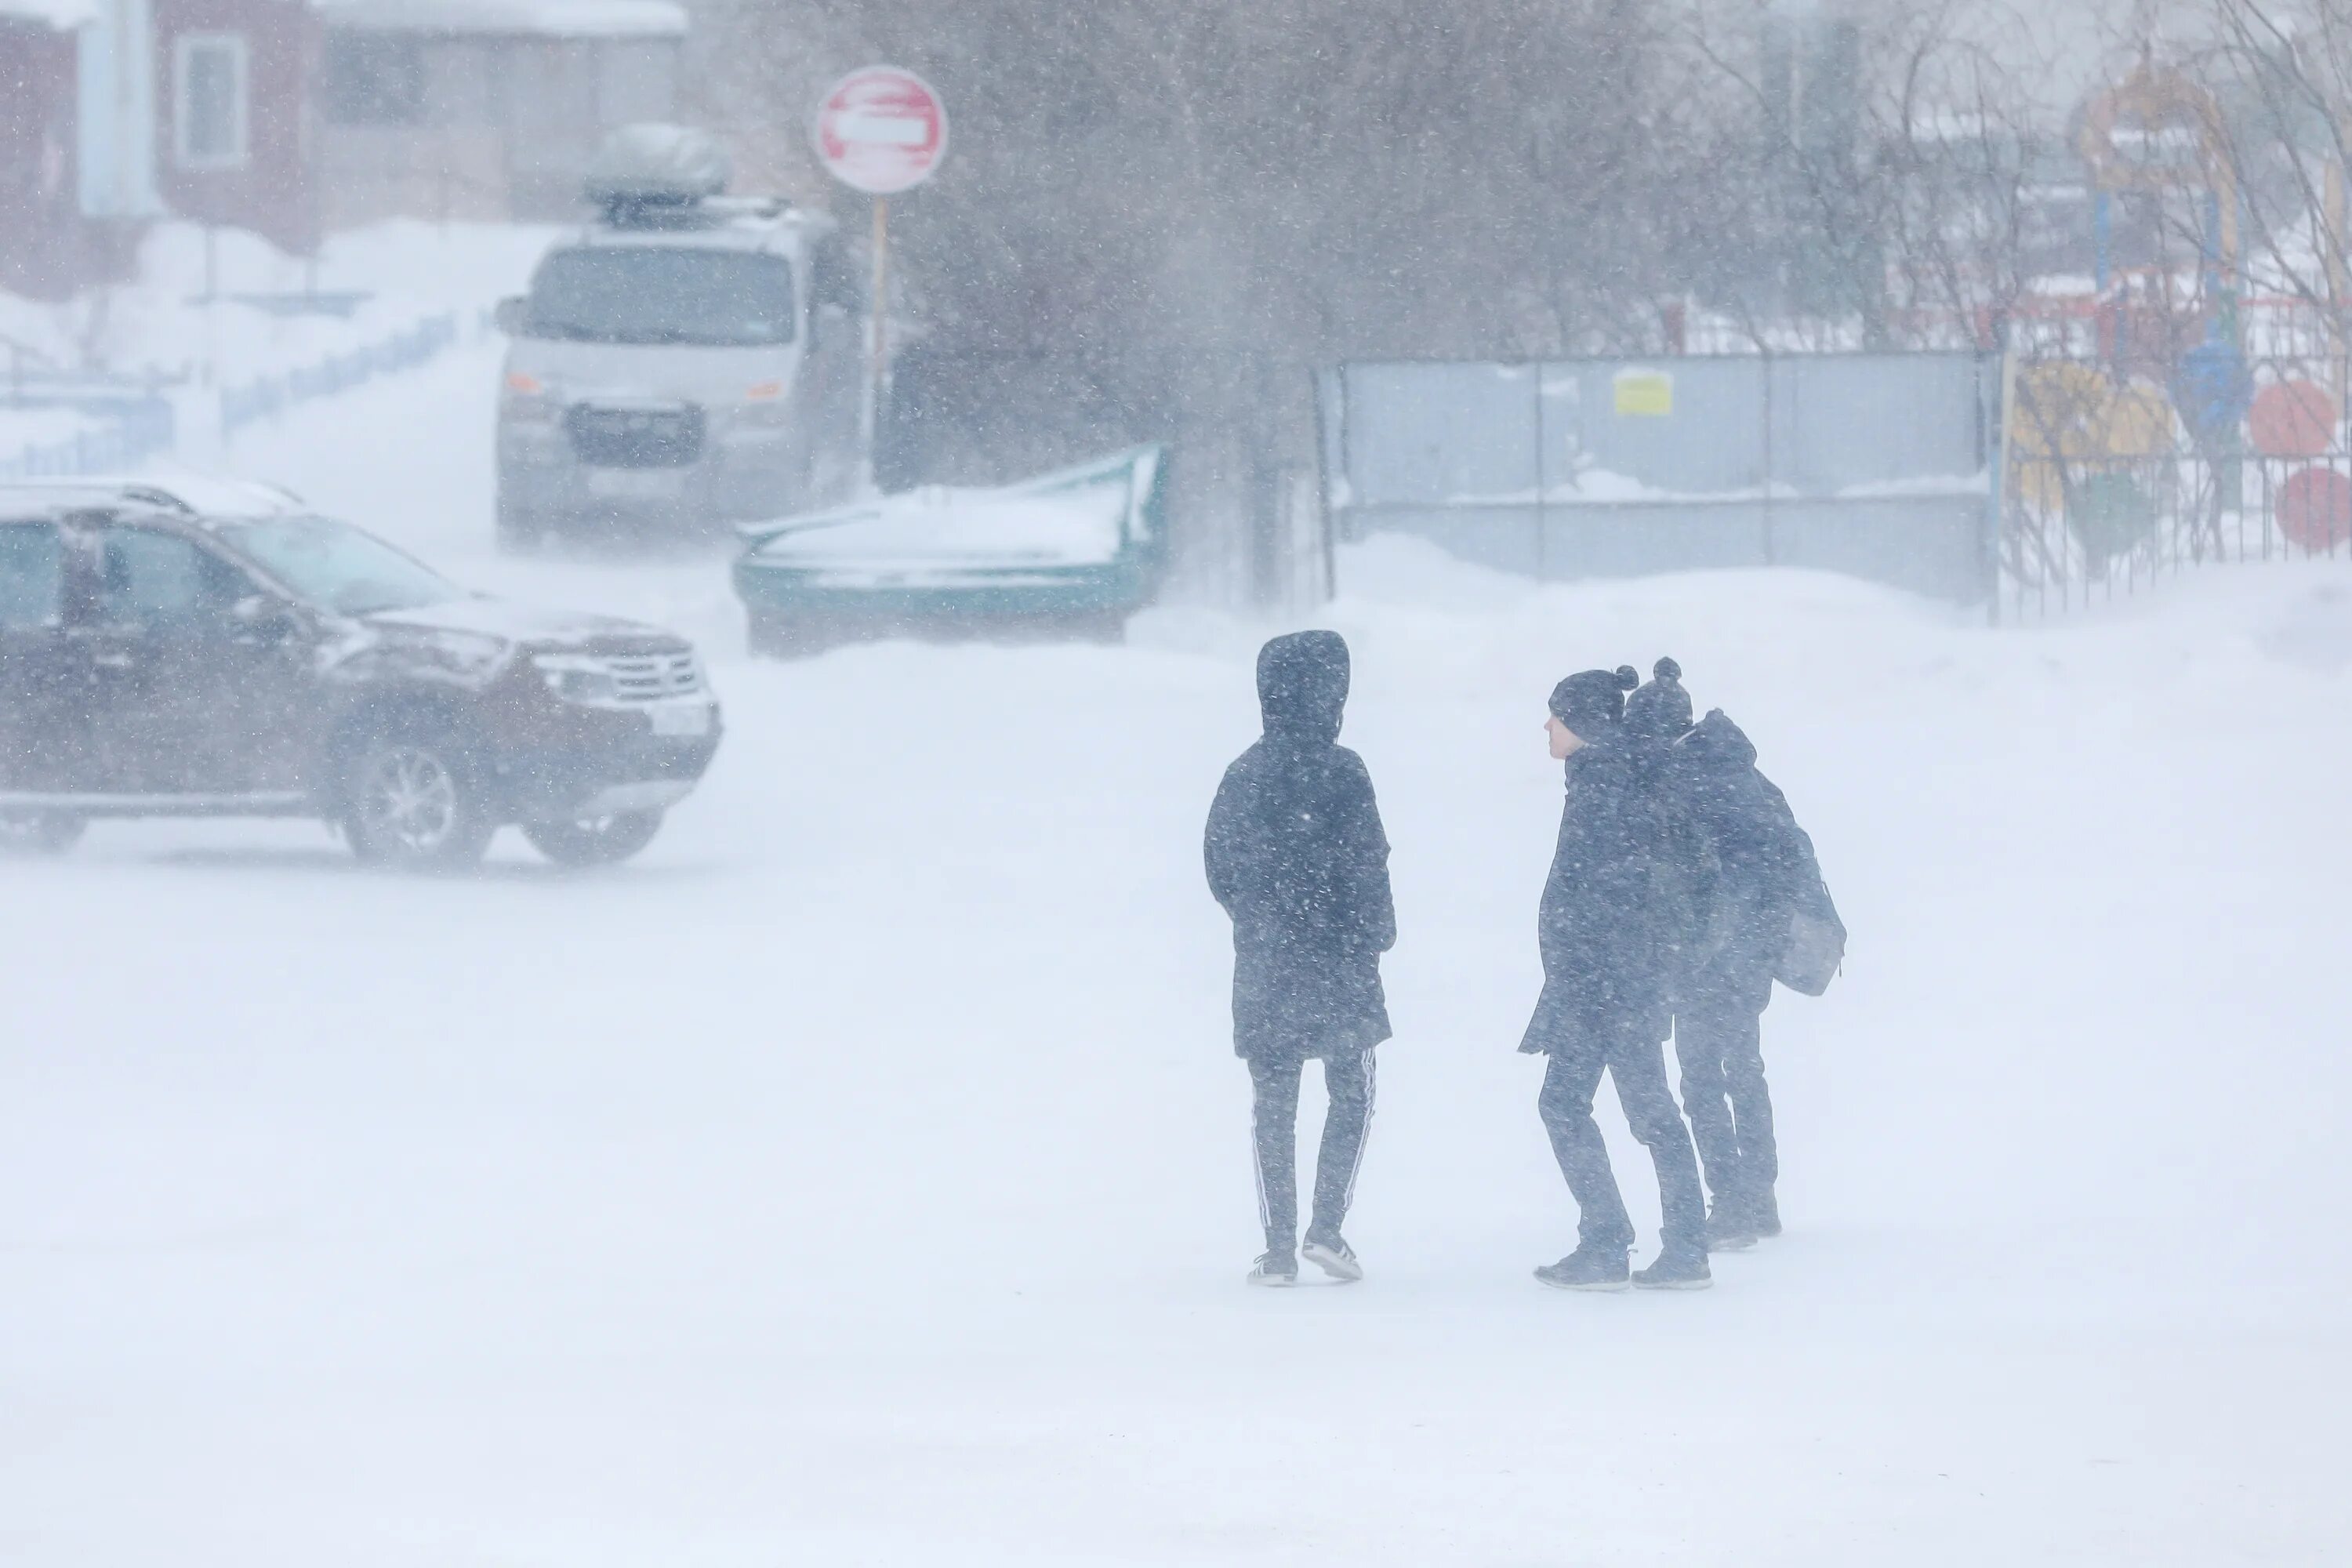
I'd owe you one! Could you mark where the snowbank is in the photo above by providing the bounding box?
[0,405,103,449]
[0,220,554,389]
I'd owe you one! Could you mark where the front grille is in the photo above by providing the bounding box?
[565,403,705,468]
[597,651,703,702]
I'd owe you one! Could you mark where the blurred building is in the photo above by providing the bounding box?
[0,0,140,299]
[0,0,683,299]
[314,0,684,227]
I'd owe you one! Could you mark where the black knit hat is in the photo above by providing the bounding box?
[1548,665,1639,738]
[1624,657,1694,739]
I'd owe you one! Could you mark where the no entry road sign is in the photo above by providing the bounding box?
[814,67,949,196]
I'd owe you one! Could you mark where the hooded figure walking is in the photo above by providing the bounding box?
[1207,631,1396,1287]
[1523,666,1712,1291]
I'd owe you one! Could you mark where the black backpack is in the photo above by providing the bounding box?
[1755,775,1846,996]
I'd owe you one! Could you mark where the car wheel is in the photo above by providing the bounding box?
[521,811,665,868]
[342,728,495,869]
[0,811,85,855]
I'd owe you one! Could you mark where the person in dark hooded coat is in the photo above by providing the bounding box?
[1629,659,1830,1249]
[1522,666,1711,1292]
[1206,631,1395,1287]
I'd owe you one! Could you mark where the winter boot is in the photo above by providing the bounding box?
[1751,1185,1782,1239]
[1534,1245,1631,1292]
[1247,1250,1299,1287]
[1704,1203,1759,1253]
[1301,1232,1363,1283]
[1633,1244,1714,1290]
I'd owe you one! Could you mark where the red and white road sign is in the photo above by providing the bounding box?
[814,67,949,195]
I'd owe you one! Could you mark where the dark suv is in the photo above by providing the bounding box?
[0,481,722,866]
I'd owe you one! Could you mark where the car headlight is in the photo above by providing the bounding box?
[407,630,514,684]
[532,653,619,705]
[735,381,792,427]
[503,372,561,424]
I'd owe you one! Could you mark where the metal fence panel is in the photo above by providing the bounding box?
[1771,499,1989,601]
[1325,351,1999,604]
[1543,506,1771,578]
[1340,362,1540,506]
[1544,358,1768,498]
[1772,354,1988,492]
[1356,505,1546,576]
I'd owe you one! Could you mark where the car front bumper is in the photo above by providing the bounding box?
[488,720,724,825]
[500,424,800,524]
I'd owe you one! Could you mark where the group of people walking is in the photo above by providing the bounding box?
[1205,631,1842,1292]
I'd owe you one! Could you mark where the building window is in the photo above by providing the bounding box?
[325,36,426,126]
[174,34,251,171]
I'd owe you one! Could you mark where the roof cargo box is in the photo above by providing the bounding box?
[584,124,730,209]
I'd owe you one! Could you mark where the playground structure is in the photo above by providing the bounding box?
[2000,64,2352,615]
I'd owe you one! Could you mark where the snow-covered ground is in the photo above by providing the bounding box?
[3,295,2351,1563]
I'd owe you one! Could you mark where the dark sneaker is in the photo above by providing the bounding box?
[1751,1186,1782,1239]
[1534,1246,1631,1292]
[1633,1245,1714,1290]
[1301,1235,1363,1283]
[1247,1250,1299,1287]
[1704,1205,1759,1253]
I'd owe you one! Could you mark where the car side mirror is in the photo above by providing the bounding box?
[230,594,301,644]
[815,302,850,349]
[494,296,529,336]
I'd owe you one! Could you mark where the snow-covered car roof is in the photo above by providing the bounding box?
[0,475,309,520]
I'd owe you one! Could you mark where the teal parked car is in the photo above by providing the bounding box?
[733,445,1168,657]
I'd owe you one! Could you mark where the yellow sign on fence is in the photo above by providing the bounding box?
[1613,369,1674,417]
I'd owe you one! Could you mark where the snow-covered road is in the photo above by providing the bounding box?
[3,331,2350,1564]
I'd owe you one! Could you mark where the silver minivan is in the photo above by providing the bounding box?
[494,128,862,549]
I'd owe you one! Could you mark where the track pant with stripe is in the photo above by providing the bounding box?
[1248,1050,1376,1253]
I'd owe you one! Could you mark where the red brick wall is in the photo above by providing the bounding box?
[153,0,320,256]
[0,20,127,299]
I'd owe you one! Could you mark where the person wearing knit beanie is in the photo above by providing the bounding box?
[1652,673,1841,1252]
[1623,658,1694,741]
[1544,666,1639,754]
[1522,665,1712,1290]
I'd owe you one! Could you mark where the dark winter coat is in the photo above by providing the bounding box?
[1518,728,1675,1055]
[1664,710,1819,1014]
[1206,632,1396,1062]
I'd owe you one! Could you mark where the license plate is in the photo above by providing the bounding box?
[587,468,686,499]
[650,702,713,738]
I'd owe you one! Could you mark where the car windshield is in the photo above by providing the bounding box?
[218,515,463,616]
[524,247,798,347]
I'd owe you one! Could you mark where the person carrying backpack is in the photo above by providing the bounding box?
[1206,631,1396,1287]
[1522,666,1711,1292]
[1625,659,1843,1251]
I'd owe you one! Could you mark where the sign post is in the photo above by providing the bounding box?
[813,67,949,491]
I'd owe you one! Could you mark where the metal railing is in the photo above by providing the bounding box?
[2004,450,2352,616]
[220,312,461,441]
[0,398,179,482]
[0,310,475,485]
